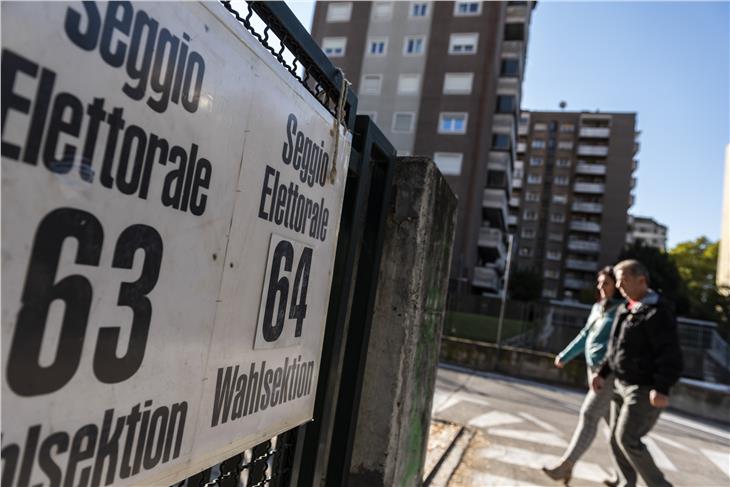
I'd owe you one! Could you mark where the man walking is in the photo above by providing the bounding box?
[592,259,683,487]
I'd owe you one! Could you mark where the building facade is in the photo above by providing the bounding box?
[311,1,536,294]
[626,215,668,251]
[718,144,730,292]
[508,110,639,299]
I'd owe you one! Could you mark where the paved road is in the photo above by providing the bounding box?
[432,365,730,487]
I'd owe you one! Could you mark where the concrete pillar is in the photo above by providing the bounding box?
[348,157,458,487]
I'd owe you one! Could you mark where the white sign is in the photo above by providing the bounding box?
[0,2,350,485]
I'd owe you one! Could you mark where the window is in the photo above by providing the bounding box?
[529,157,543,166]
[531,139,546,149]
[410,2,429,17]
[326,3,352,22]
[556,158,571,167]
[521,228,536,239]
[504,22,524,41]
[496,95,516,114]
[554,175,569,186]
[548,232,563,242]
[500,58,520,78]
[533,122,547,132]
[360,74,382,95]
[372,2,393,20]
[397,74,421,94]
[448,33,478,54]
[439,112,468,134]
[404,36,425,55]
[560,123,575,133]
[525,191,540,202]
[492,133,511,150]
[558,141,574,150]
[552,194,568,204]
[454,1,481,16]
[546,250,562,261]
[551,212,565,223]
[527,173,542,184]
[322,37,347,57]
[392,112,415,133]
[433,152,463,176]
[519,246,533,256]
[523,210,537,221]
[367,37,388,56]
[544,269,560,279]
[443,73,474,94]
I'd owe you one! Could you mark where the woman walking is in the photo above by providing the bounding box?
[542,266,623,485]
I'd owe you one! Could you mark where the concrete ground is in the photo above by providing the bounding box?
[430,364,730,487]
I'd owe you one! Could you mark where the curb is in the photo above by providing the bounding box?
[423,425,474,486]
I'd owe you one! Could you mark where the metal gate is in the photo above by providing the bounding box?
[173,2,396,486]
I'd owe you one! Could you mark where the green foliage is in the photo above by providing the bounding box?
[508,268,543,301]
[618,242,689,314]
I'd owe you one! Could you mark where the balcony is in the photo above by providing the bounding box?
[483,188,508,229]
[488,149,514,190]
[577,145,609,157]
[567,239,600,253]
[473,265,500,292]
[513,178,523,189]
[506,4,528,22]
[509,196,520,207]
[564,277,592,290]
[579,127,610,138]
[632,159,639,171]
[508,214,518,226]
[478,227,507,261]
[575,163,607,175]
[631,177,637,189]
[570,220,601,233]
[566,259,599,272]
[574,182,605,194]
[517,142,526,153]
[502,40,524,57]
[572,202,603,213]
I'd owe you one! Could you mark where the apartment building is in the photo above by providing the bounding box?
[626,215,668,251]
[311,1,536,294]
[508,110,638,299]
[718,144,730,292]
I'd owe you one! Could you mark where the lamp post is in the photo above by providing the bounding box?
[495,233,514,359]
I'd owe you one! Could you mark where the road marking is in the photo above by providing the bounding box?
[433,390,490,414]
[661,413,730,441]
[701,448,730,478]
[468,472,543,486]
[518,411,561,434]
[469,411,523,428]
[649,433,692,452]
[601,422,612,440]
[477,444,609,484]
[487,428,568,448]
[644,437,677,471]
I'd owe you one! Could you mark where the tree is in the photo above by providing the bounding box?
[508,268,542,301]
[617,242,689,315]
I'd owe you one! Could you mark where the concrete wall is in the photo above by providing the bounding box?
[348,157,458,487]
[440,336,730,425]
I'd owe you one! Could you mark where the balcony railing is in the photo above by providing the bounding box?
[483,188,508,229]
[577,145,609,157]
[473,266,500,291]
[564,277,592,290]
[508,214,518,226]
[574,182,605,193]
[478,227,506,257]
[575,163,607,175]
[509,196,520,207]
[570,220,601,233]
[571,202,603,213]
[513,178,523,189]
[506,4,528,21]
[517,142,526,153]
[579,127,610,138]
[566,259,599,272]
[567,239,601,253]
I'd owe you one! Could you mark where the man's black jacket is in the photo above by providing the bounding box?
[598,290,683,395]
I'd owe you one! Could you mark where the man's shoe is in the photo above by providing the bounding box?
[602,478,619,487]
[542,462,573,485]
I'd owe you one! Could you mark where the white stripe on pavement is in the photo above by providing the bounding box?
[518,411,561,434]
[487,428,568,448]
[649,433,692,452]
[701,448,730,479]
[477,444,610,484]
[468,472,543,486]
[469,411,523,428]
[644,437,677,471]
[661,413,730,441]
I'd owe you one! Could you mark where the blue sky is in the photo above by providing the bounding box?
[287,1,729,248]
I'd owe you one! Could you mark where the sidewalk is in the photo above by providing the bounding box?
[424,365,730,486]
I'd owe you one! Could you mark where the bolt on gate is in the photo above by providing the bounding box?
[177,2,397,486]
